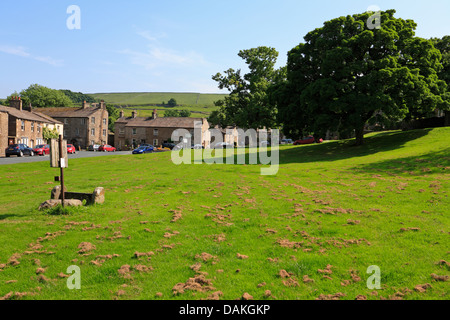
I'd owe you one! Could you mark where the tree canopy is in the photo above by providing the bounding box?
[60,89,96,104]
[212,46,285,129]
[274,10,448,144]
[167,98,177,107]
[163,109,191,117]
[6,84,73,108]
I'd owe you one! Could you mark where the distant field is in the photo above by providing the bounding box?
[87,92,228,118]
[88,92,227,107]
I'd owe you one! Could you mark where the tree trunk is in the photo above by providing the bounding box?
[355,126,365,146]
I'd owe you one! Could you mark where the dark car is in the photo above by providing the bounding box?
[88,144,100,151]
[33,144,50,156]
[132,145,154,154]
[162,142,176,150]
[5,144,35,157]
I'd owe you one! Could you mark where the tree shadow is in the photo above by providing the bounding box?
[277,129,432,165]
[0,214,18,220]
[354,147,450,176]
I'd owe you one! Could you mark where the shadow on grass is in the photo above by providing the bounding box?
[182,129,432,167]
[0,214,18,220]
[355,147,450,176]
[277,129,432,165]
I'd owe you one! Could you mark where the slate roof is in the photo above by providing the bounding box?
[0,105,59,124]
[116,116,206,128]
[38,106,103,118]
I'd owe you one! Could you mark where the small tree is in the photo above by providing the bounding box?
[168,98,177,107]
[178,110,191,117]
[42,127,59,143]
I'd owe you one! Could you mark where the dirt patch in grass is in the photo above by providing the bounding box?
[316,292,346,300]
[77,242,96,254]
[172,274,215,295]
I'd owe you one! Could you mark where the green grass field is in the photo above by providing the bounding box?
[0,128,448,300]
[88,92,227,118]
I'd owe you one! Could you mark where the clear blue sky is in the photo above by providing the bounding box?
[0,0,449,97]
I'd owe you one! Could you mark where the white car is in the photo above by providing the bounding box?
[214,142,234,149]
[281,139,293,145]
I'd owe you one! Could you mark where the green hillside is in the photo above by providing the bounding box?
[87,92,227,118]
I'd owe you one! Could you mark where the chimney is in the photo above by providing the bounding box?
[82,100,90,109]
[10,96,23,111]
[119,109,124,118]
[152,109,157,119]
[23,102,33,112]
[100,100,106,109]
[132,110,137,118]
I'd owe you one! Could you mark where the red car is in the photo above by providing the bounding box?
[293,136,323,145]
[98,145,116,152]
[67,144,76,154]
[33,144,50,156]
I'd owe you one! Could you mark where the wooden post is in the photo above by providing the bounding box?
[59,135,65,207]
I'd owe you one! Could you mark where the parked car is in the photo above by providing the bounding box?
[33,144,50,156]
[5,144,35,157]
[88,144,100,151]
[214,142,234,149]
[192,144,204,149]
[98,144,116,152]
[132,145,154,154]
[67,144,76,154]
[260,141,270,146]
[162,142,176,150]
[281,139,293,145]
[293,136,315,145]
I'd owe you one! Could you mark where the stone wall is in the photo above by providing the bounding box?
[0,112,8,157]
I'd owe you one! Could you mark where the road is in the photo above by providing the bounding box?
[0,151,131,165]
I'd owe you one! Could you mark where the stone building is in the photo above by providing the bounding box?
[39,101,109,149]
[114,109,210,150]
[0,97,63,157]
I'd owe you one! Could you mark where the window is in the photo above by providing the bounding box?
[21,121,25,131]
[119,128,125,134]
[81,118,86,125]
[153,129,159,136]
[132,128,137,135]
[91,140,94,145]
[91,128,95,136]
[31,122,34,132]
[91,117,95,124]
[37,124,41,133]
[76,128,80,136]
[153,139,158,146]
[64,130,67,137]
[103,129,107,136]
[103,118,107,125]
[64,119,69,124]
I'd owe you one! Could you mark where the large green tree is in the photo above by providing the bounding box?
[212,46,285,129]
[106,104,120,132]
[7,84,72,108]
[275,10,448,144]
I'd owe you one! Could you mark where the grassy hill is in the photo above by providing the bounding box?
[88,92,228,118]
[0,128,448,300]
